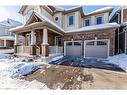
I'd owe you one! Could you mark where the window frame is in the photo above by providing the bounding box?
[96,15,103,25]
[67,14,75,27]
[84,18,91,26]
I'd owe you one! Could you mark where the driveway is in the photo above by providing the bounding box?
[49,56,124,72]
[23,64,127,89]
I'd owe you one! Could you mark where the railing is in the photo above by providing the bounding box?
[17,46,30,54]
[49,46,63,54]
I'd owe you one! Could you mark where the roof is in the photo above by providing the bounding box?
[65,23,120,33]
[63,6,84,16]
[0,36,15,41]
[9,11,64,34]
[0,18,22,27]
[85,7,114,16]
[109,7,121,21]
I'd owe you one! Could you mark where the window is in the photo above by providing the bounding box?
[55,36,62,46]
[55,17,59,21]
[74,42,81,46]
[86,41,94,46]
[84,19,90,26]
[97,41,107,46]
[96,16,103,25]
[66,42,72,46]
[68,14,74,26]
[26,33,31,46]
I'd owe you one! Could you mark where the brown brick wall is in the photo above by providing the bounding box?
[6,40,14,47]
[0,39,4,46]
[123,9,127,22]
[63,29,115,56]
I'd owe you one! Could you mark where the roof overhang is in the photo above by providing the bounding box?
[0,36,15,41]
[84,7,114,17]
[65,23,120,33]
[9,22,64,35]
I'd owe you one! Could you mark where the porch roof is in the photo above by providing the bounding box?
[9,11,65,35]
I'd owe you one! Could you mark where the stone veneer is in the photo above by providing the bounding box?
[63,29,116,56]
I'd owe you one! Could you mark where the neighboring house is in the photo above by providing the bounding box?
[9,5,119,60]
[110,6,127,54]
[0,18,22,48]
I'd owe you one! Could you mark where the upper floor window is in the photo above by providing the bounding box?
[84,19,90,26]
[68,14,74,26]
[96,16,103,25]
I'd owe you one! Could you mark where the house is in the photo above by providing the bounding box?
[9,6,120,61]
[0,18,22,48]
[110,6,127,54]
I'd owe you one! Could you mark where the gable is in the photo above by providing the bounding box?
[25,12,44,25]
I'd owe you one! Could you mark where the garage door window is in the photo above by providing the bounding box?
[86,41,94,45]
[66,42,72,46]
[97,41,107,45]
[74,42,81,46]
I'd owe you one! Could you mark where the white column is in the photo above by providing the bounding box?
[14,33,18,45]
[31,30,35,45]
[4,39,6,47]
[43,27,48,45]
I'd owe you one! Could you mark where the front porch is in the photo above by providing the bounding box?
[14,25,64,58]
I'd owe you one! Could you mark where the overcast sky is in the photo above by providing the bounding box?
[0,6,118,23]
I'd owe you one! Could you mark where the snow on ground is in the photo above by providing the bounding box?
[0,53,49,89]
[107,54,127,72]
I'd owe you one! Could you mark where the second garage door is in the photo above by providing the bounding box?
[84,40,109,58]
[65,41,82,57]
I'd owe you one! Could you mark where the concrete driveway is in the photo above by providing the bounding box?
[49,56,124,72]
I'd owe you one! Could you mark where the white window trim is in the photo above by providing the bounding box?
[95,15,104,25]
[84,18,91,26]
[67,14,75,27]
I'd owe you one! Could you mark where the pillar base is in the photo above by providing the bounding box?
[41,44,49,57]
[30,45,36,55]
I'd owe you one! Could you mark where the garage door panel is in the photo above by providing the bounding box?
[85,40,109,58]
[66,41,82,57]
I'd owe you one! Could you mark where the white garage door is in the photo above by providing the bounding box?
[65,41,82,57]
[84,40,109,58]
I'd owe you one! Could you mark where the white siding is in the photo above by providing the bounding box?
[63,11,81,31]
[53,12,63,28]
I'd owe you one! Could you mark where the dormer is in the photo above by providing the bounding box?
[83,7,113,27]
[62,6,84,31]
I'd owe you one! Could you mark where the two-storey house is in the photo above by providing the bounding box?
[9,6,119,62]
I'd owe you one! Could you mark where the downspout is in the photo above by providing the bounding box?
[116,12,120,54]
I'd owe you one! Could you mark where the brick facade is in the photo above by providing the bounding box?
[123,9,127,22]
[63,29,116,56]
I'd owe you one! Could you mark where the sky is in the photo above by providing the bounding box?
[0,6,118,23]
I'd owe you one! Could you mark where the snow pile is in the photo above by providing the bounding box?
[107,54,127,72]
[0,54,13,59]
[0,54,49,89]
[0,62,39,78]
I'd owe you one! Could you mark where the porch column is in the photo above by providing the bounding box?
[4,39,6,47]
[14,33,18,53]
[42,27,49,57]
[30,30,36,55]
[22,33,26,46]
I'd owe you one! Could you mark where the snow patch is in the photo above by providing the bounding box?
[0,54,49,89]
[51,55,63,62]
[107,54,127,72]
